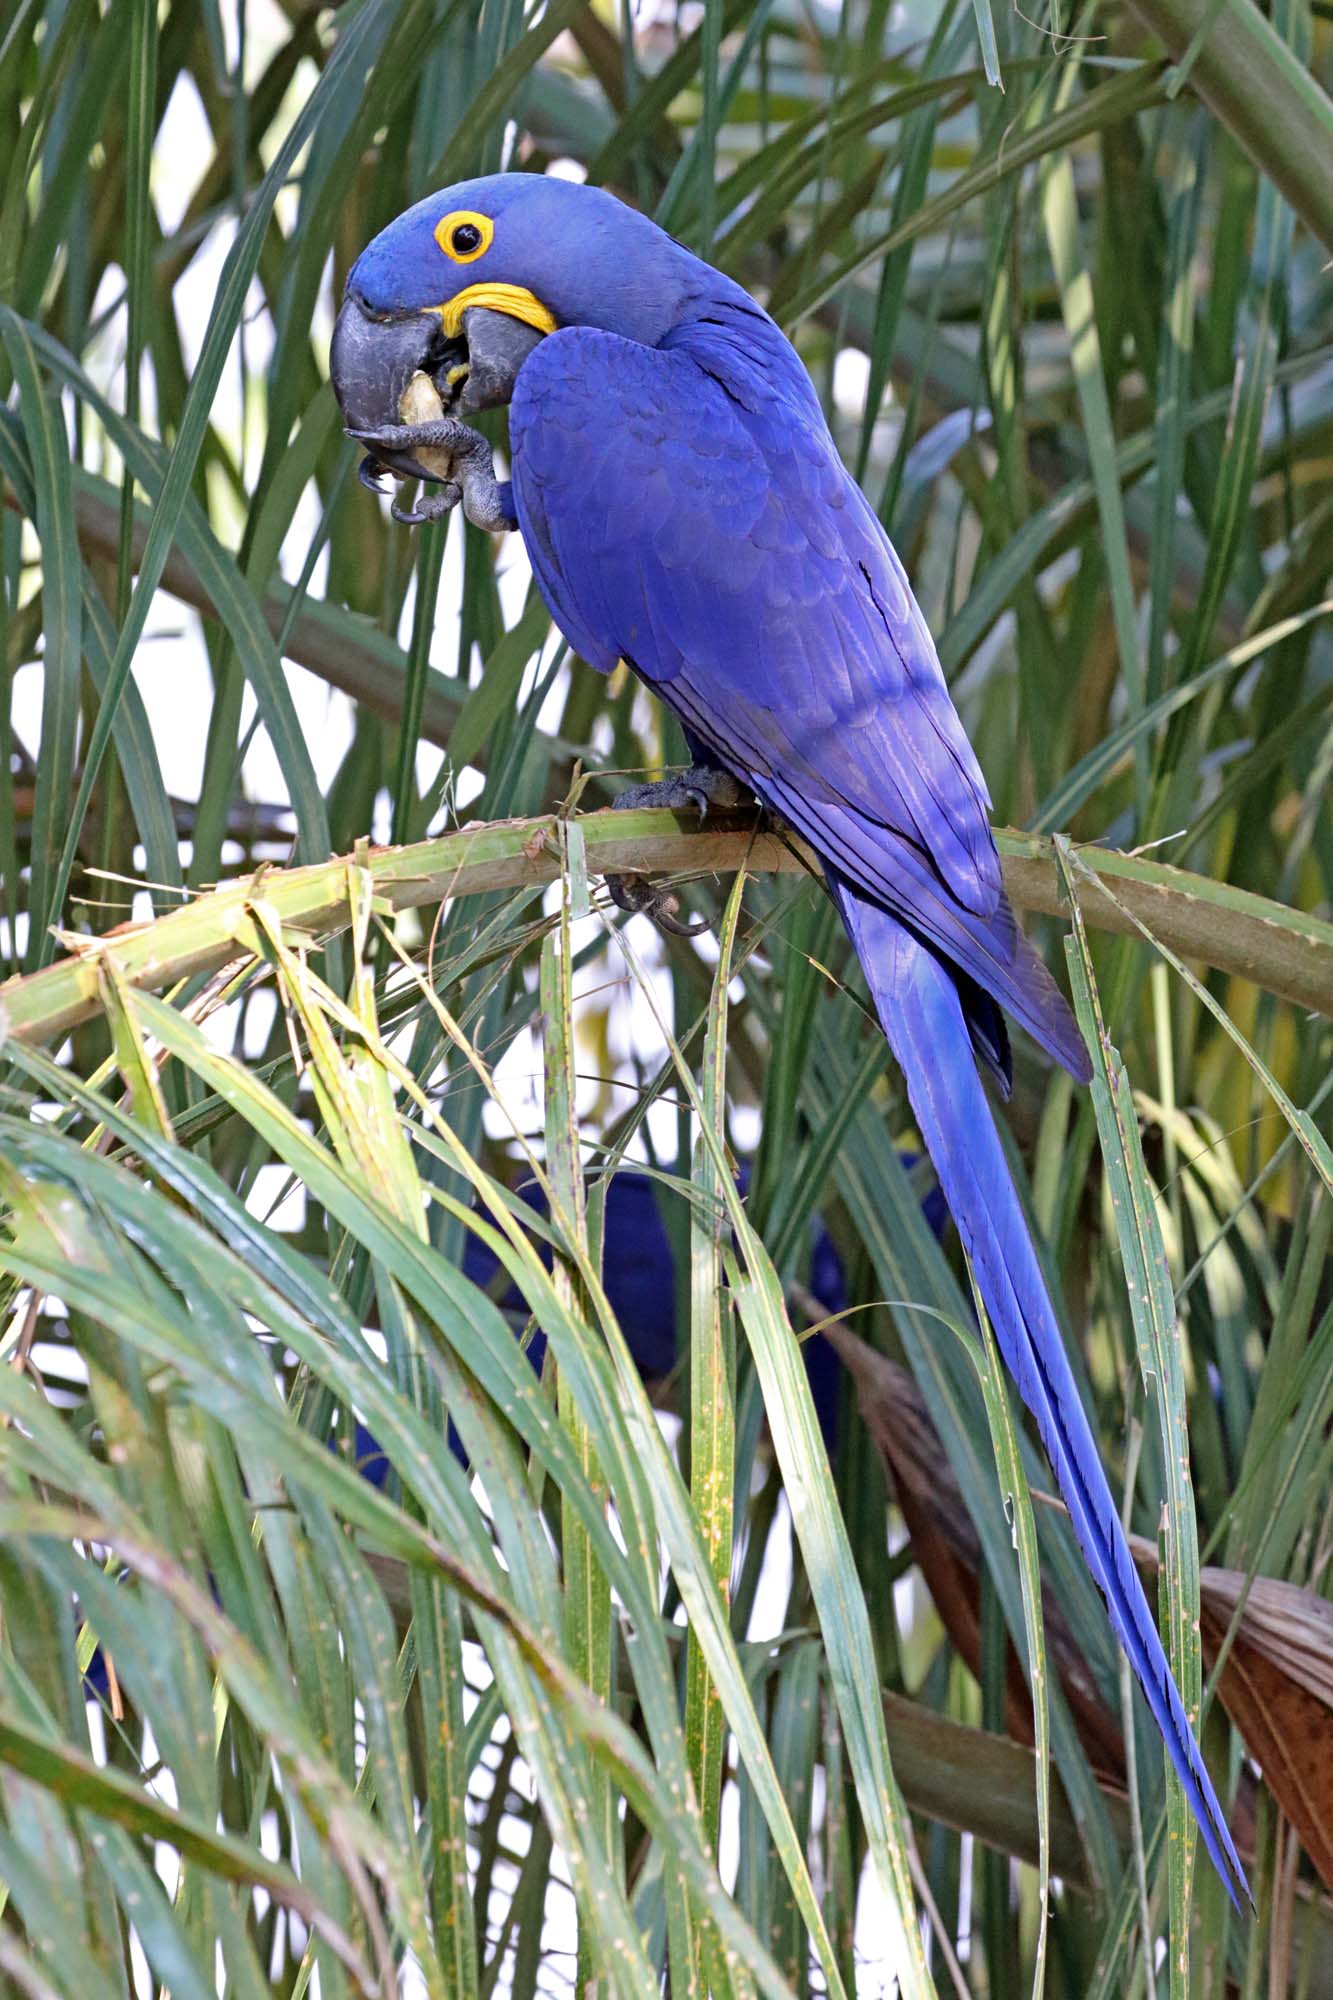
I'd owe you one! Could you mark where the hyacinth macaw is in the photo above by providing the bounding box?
[329,172,1247,1906]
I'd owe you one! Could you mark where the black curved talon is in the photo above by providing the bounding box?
[357,454,395,496]
[392,484,461,526]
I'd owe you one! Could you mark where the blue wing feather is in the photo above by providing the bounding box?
[511,323,1084,1077]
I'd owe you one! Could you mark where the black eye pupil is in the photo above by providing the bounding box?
[453,223,482,254]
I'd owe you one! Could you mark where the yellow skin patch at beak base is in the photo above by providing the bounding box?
[436,282,557,339]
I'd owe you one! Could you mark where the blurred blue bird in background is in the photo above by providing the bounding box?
[370,1170,872,1467]
[330,171,1248,1906]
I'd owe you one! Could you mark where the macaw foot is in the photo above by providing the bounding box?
[349,417,517,532]
[605,764,750,937]
[613,766,748,817]
[605,872,710,937]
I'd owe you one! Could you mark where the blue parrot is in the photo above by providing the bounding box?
[330,172,1247,1906]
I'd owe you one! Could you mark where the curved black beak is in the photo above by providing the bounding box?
[330,292,547,482]
[330,296,445,434]
[452,306,547,414]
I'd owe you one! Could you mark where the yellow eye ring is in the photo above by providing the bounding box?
[435,209,493,264]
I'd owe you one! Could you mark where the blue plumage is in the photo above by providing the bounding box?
[510,320,1086,1084]
[344,171,1249,1907]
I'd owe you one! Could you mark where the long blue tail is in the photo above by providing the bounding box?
[833,882,1249,1908]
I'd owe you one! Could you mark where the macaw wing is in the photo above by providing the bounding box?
[511,326,996,900]
[510,326,1080,1070]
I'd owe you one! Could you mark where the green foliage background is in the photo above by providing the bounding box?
[1,0,1332,1993]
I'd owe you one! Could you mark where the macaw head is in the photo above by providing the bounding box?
[330,172,702,437]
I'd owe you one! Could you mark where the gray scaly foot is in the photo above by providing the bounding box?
[606,765,751,937]
[350,417,517,532]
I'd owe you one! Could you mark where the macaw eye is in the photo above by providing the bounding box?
[435,209,493,264]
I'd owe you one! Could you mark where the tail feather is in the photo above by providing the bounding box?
[832,879,1249,1909]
